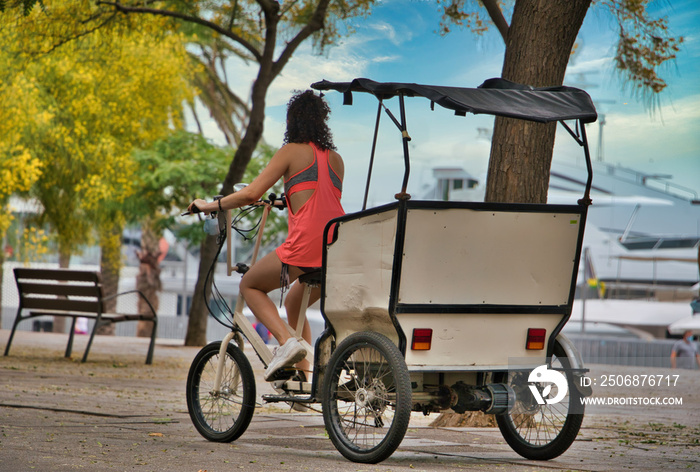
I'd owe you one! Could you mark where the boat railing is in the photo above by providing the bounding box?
[602,163,698,200]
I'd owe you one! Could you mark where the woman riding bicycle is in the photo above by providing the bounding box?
[188,90,345,380]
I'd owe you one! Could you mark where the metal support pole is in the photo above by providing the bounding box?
[581,247,589,333]
[397,94,411,199]
[363,100,383,211]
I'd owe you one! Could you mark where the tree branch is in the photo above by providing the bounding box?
[279,0,301,17]
[255,0,279,13]
[227,0,239,30]
[33,12,118,56]
[271,0,330,78]
[480,0,509,42]
[96,1,263,62]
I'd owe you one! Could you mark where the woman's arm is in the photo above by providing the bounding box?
[188,145,294,214]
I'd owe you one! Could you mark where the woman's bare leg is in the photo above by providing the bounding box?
[284,280,320,374]
[239,251,293,345]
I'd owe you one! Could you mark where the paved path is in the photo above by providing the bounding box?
[1,330,698,471]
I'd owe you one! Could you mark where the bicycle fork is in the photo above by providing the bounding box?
[212,330,238,396]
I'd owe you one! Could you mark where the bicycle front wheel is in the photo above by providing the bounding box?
[186,341,256,442]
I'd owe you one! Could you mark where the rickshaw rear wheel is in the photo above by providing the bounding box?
[495,339,584,460]
[322,331,412,463]
[186,341,256,442]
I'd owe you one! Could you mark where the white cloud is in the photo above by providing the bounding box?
[604,94,700,147]
[372,54,401,64]
[367,21,411,45]
[566,57,614,76]
[448,57,503,87]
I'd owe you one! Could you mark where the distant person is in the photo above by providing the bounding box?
[254,321,270,344]
[670,330,700,369]
[690,297,700,315]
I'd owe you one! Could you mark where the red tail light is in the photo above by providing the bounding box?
[411,328,433,350]
[526,328,546,350]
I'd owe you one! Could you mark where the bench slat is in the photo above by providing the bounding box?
[29,311,154,322]
[22,297,101,313]
[17,282,101,298]
[14,268,100,283]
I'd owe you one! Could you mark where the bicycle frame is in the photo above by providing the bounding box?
[210,201,315,396]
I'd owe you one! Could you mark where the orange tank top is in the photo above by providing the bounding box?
[275,143,344,267]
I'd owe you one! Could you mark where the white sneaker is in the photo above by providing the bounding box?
[289,402,309,412]
[264,338,307,381]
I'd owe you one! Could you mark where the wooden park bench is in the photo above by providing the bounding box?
[4,268,157,364]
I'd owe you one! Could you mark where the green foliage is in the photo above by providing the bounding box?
[0,0,195,262]
[128,132,286,249]
[0,0,44,15]
[141,1,374,147]
[128,131,232,247]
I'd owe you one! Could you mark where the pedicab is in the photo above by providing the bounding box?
[185,77,597,464]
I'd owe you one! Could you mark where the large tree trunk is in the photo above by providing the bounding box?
[0,228,5,317]
[485,0,591,204]
[97,220,123,335]
[136,220,161,337]
[184,233,219,346]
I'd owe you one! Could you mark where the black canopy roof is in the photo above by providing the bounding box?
[311,78,597,124]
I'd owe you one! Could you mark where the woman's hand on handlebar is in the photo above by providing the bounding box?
[182,190,283,217]
[185,198,210,216]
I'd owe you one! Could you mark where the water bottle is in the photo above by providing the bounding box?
[203,217,220,235]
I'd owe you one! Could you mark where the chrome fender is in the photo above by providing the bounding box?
[556,333,592,397]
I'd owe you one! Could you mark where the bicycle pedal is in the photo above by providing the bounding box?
[267,367,298,383]
[271,371,310,395]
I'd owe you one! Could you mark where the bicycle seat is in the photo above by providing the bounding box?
[298,270,322,286]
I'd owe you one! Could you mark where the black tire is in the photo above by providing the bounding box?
[186,341,256,442]
[322,332,412,464]
[496,339,584,460]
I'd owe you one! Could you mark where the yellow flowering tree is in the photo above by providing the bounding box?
[0,75,43,310]
[0,2,195,332]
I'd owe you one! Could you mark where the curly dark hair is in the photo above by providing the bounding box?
[283,90,336,151]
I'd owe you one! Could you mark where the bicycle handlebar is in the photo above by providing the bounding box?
[266,193,287,210]
[181,192,285,217]
[181,203,201,217]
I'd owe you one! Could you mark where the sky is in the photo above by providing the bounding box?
[192,0,700,213]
